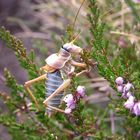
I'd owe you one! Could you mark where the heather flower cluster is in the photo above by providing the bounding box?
[115,77,140,116]
[133,0,140,3]
[63,86,85,114]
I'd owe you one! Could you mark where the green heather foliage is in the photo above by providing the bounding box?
[0,0,140,139]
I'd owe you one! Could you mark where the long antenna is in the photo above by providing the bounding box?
[72,0,86,39]
[70,31,81,44]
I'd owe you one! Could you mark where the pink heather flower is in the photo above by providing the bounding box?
[117,85,124,93]
[115,77,124,85]
[126,92,132,98]
[133,0,140,3]
[123,83,134,93]
[64,108,72,114]
[118,37,126,47]
[124,96,135,110]
[122,92,132,99]
[76,86,85,98]
[63,94,73,103]
[66,101,76,109]
[133,102,140,116]
[63,94,75,109]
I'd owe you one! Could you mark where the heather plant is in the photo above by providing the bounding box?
[0,0,140,140]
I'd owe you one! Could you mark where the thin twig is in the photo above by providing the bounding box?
[110,110,115,134]
[15,32,50,39]
[120,0,125,31]
[110,31,140,40]
[0,73,5,82]
[7,17,31,32]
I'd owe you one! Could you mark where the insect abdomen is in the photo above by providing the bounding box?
[45,70,63,113]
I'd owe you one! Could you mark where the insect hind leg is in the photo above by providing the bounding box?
[45,105,65,116]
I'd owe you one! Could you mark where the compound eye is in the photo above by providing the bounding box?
[62,45,69,52]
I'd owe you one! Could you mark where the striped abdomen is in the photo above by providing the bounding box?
[45,70,64,113]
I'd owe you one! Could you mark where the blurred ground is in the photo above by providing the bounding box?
[0,0,140,139]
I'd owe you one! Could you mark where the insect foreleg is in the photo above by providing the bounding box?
[70,60,87,68]
[76,69,89,77]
